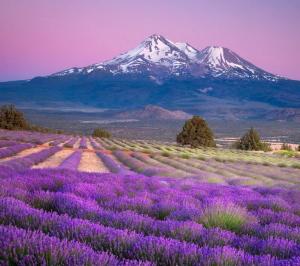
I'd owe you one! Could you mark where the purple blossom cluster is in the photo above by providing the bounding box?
[0,167,299,265]
[0,225,149,265]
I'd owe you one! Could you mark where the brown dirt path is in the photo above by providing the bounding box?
[78,151,109,173]
[0,146,47,162]
[32,149,74,169]
[86,138,94,150]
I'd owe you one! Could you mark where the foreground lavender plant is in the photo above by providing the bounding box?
[0,225,149,266]
[0,225,117,265]
[2,196,296,266]
[0,134,299,266]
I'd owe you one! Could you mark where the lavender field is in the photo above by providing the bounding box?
[0,129,300,265]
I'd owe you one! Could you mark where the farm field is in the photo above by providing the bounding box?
[0,129,300,265]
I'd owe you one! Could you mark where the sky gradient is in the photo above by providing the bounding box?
[0,0,299,81]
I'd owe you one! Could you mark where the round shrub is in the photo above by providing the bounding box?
[177,116,215,148]
[92,128,111,138]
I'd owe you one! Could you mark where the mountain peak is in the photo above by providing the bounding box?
[101,34,189,74]
[145,34,169,42]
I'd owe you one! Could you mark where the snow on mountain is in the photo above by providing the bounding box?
[107,34,188,65]
[51,34,280,81]
[101,34,195,75]
[175,42,198,60]
[197,46,278,80]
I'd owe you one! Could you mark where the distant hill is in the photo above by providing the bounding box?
[263,108,300,122]
[115,105,192,120]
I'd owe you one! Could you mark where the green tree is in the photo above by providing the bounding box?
[92,128,111,138]
[176,116,215,148]
[0,104,28,130]
[235,127,269,151]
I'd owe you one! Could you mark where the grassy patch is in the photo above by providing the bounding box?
[276,150,297,158]
[199,202,254,233]
[277,163,287,168]
[161,151,171,157]
[291,163,300,169]
[180,153,190,159]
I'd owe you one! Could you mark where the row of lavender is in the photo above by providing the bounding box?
[0,129,66,145]
[1,134,299,188]
[0,165,300,265]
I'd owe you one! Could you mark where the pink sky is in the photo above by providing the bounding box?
[0,0,299,81]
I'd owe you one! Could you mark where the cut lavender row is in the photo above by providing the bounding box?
[58,150,82,170]
[0,129,57,144]
[79,137,88,149]
[63,137,78,148]
[90,137,104,150]
[2,146,61,171]
[96,151,131,175]
[0,140,18,148]
[0,143,35,159]
[114,150,166,176]
[49,136,69,146]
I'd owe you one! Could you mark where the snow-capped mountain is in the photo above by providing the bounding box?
[1,34,299,118]
[52,34,279,81]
